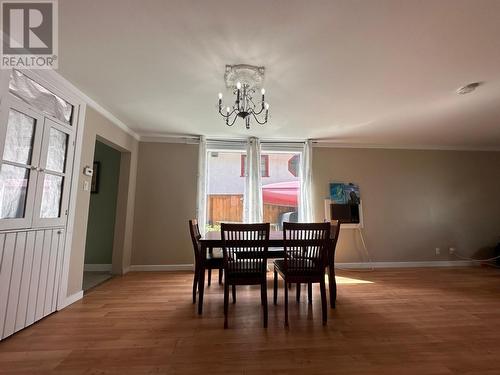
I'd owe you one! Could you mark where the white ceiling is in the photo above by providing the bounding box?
[58,0,500,148]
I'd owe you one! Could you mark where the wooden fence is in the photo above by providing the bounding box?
[207,194,295,225]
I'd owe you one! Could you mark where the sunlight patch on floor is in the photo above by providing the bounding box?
[326,274,374,284]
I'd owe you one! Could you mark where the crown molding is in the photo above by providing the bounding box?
[312,140,500,152]
[36,70,140,141]
[139,134,200,144]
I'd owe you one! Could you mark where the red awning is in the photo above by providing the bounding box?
[262,180,299,206]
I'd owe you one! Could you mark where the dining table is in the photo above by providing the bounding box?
[197,230,338,314]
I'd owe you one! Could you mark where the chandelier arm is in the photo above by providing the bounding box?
[219,107,238,118]
[250,111,268,125]
[226,112,238,127]
[252,105,265,115]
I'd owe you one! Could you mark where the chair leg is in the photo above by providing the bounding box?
[192,265,199,304]
[198,267,205,315]
[273,269,278,305]
[284,279,289,327]
[320,276,327,325]
[232,284,236,304]
[207,269,212,286]
[328,266,337,309]
[219,268,223,285]
[296,283,301,302]
[224,275,229,329]
[308,282,312,305]
[261,281,268,328]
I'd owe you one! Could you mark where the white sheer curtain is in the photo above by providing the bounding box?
[243,137,263,223]
[196,136,208,233]
[298,139,313,222]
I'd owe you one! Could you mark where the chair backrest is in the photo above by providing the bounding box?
[188,219,202,259]
[283,222,331,273]
[330,220,341,255]
[221,223,270,274]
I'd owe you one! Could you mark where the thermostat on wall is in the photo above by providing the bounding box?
[83,166,93,177]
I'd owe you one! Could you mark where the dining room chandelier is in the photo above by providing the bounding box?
[217,64,269,129]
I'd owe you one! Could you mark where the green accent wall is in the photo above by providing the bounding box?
[84,141,121,265]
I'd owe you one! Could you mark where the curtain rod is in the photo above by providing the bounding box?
[206,138,306,145]
[260,140,306,144]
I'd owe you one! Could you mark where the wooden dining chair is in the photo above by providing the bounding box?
[189,219,223,304]
[293,220,342,307]
[221,223,270,329]
[273,222,330,326]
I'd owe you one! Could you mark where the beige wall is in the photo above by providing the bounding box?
[313,147,500,263]
[128,143,500,266]
[131,142,198,266]
[67,107,138,296]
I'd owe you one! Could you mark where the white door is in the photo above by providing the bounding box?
[0,70,78,341]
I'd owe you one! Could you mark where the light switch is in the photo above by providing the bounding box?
[83,181,90,191]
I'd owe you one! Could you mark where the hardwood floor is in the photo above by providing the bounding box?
[0,267,499,374]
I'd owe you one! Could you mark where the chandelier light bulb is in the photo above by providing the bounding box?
[218,93,223,99]
[226,106,231,113]
[265,103,270,110]
[236,82,242,90]
[261,88,265,95]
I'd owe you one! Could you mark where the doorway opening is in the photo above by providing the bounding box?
[83,140,121,291]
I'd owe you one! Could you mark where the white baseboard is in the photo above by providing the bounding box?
[58,290,83,310]
[129,264,194,272]
[84,264,112,272]
[335,260,475,269]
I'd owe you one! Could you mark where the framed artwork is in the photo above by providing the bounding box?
[329,182,360,204]
[91,161,100,194]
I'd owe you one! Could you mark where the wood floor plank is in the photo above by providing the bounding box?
[0,267,499,374]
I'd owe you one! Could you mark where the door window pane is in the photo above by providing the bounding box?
[261,152,301,231]
[0,164,29,219]
[9,70,74,124]
[40,174,63,218]
[3,109,36,165]
[46,128,68,173]
[206,151,245,231]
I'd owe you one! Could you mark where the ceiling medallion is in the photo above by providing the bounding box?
[217,64,269,129]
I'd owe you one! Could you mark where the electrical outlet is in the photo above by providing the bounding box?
[449,247,455,255]
[435,248,441,255]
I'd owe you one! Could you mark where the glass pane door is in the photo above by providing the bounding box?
[259,151,301,231]
[32,118,74,227]
[205,150,246,232]
[0,102,43,230]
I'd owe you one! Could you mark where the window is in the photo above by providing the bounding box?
[240,154,270,177]
[206,150,246,231]
[260,151,301,231]
[202,141,304,233]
